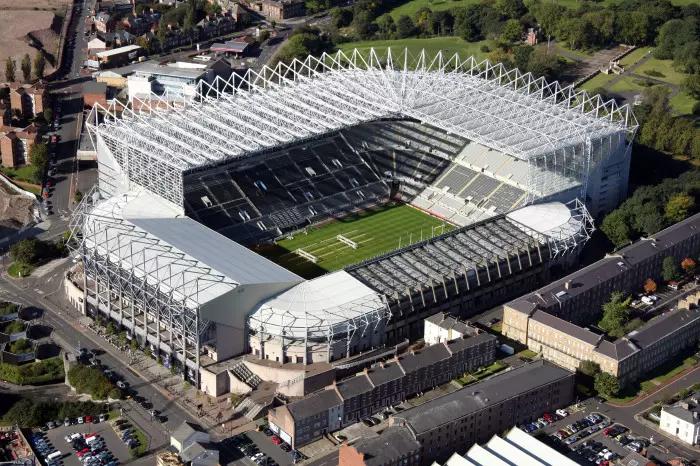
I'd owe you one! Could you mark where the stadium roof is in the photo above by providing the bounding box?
[89,48,637,188]
[75,189,302,309]
[248,270,389,339]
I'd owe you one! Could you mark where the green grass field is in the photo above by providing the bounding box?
[256,204,453,277]
[339,37,495,63]
[619,46,652,67]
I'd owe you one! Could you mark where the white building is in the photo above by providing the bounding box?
[660,401,700,445]
[424,313,474,346]
[127,58,231,103]
[437,426,583,465]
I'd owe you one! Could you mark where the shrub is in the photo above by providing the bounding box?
[2,320,25,334]
[67,365,115,400]
[0,302,19,316]
[8,338,33,354]
[0,357,64,385]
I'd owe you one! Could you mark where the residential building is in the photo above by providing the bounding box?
[339,427,422,466]
[170,421,218,465]
[8,82,47,119]
[88,37,108,53]
[127,58,231,103]
[435,427,582,466]
[424,313,473,346]
[268,330,497,448]
[0,101,11,125]
[170,422,209,453]
[196,15,235,38]
[261,0,304,20]
[0,123,39,167]
[504,212,700,329]
[661,399,700,445]
[94,11,113,33]
[502,213,700,386]
[338,360,575,466]
[83,81,110,109]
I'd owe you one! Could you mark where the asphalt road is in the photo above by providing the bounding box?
[0,264,198,461]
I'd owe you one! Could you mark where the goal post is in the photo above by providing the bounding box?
[336,234,358,250]
[294,248,318,263]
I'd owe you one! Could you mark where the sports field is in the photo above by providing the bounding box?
[256,204,453,278]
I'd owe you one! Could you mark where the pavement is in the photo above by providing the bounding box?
[0,263,190,463]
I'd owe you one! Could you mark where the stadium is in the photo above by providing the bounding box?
[68,49,637,394]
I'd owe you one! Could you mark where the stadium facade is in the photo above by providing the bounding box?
[69,49,637,391]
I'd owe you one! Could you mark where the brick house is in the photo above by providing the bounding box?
[0,123,39,167]
[261,0,304,21]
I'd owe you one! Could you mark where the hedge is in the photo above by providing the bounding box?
[0,357,64,385]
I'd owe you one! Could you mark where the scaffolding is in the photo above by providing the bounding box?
[67,188,237,386]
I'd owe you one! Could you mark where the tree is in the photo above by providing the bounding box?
[495,0,524,19]
[600,208,632,246]
[20,54,31,82]
[29,143,48,184]
[662,256,680,282]
[501,19,522,43]
[413,7,432,35]
[331,7,353,28]
[578,360,601,377]
[681,257,696,274]
[33,51,46,80]
[10,239,46,266]
[526,48,560,80]
[43,107,53,125]
[684,74,700,100]
[512,45,533,72]
[665,193,695,222]
[376,14,396,39]
[396,15,416,39]
[594,372,620,397]
[352,10,373,39]
[598,291,631,338]
[643,278,657,294]
[5,58,16,82]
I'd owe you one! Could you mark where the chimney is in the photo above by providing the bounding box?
[379,361,385,368]
[681,401,690,410]
[564,280,572,290]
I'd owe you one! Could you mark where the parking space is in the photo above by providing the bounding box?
[521,403,653,465]
[219,431,298,466]
[37,421,131,466]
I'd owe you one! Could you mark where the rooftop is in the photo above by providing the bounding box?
[347,426,421,466]
[91,48,636,177]
[663,402,700,425]
[507,212,700,316]
[96,44,141,58]
[393,360,572,435]
[425,313,476,337]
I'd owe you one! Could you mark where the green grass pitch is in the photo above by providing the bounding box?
[254,204,454,278]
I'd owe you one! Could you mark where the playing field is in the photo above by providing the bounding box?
[256,204,453,278]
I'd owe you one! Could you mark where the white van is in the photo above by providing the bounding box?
[47,451,62,461]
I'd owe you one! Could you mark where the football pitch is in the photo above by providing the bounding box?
[256,204,454,278]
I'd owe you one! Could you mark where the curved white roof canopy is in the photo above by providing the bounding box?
[506,202,582,240]
[249,270,389,340]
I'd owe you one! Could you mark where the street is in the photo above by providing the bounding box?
[0,262,198,463]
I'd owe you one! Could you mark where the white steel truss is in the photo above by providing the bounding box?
[88,48,637,208]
